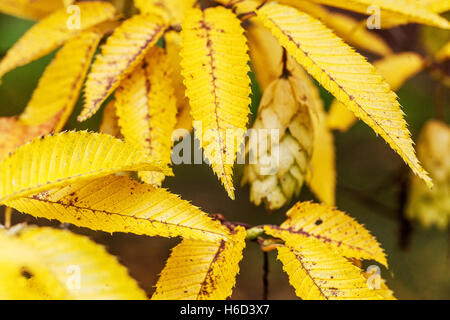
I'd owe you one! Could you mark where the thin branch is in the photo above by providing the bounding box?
[280,48,291,78]
[237,11,256,21]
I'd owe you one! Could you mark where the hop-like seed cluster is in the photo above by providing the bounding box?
[242,69,315,210]
[406,120,450,229]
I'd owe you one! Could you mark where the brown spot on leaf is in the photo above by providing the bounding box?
[21,267,33,279]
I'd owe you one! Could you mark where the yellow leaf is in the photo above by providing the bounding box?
[436,40,450,62]
[382,0,450,28]
[115,47,177,186]
[0,113,63,161]
[19,31,102,129]
[308,104,336,206]
[165,31,193,132]
[0,131,170,203]
[281,0,392,56]
[370,53,426,91]
[6,175,231,243]
[327,52,425,132]
[420,0,450,13]
[80,13,167,121]
[265,201,388,266]
[134,0,195,25]
[256,3,432,188]
[246,20,284,91]
[214,0,261,14]
[63,0,74,7]
[0,226,146,299]
[0,230,70,299]
[0,0,65,20]
[308,0,450,29]
[326,104,359,132]
[0,1,115,79]
[98,100,121,137]
[406,120,450,229]
[273,238,385,299]
[152,226,246,300]
[181,7,251,199]
[362,270,396,300]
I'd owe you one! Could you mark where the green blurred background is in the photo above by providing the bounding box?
[0,12,449,299]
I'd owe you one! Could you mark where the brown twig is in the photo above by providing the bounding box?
[166,24,182,33]
[280,48,291,78]
[237,11,256,21]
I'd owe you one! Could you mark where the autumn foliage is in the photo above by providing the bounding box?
[0,0,449,300]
